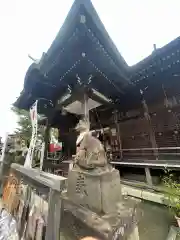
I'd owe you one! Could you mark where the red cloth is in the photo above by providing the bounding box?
[49,143,62,152]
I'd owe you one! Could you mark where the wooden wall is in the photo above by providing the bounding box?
[114,101,180,160]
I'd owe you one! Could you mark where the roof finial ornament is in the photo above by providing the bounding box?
[28,54,38,63]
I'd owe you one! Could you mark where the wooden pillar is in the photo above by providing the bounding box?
[114,111,123,159]
[142,99,158,160]
[81,92,89,126]
[43,103,56,169]
[43,123,50,166]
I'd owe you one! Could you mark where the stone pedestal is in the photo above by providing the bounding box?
[61,194,140,240]
[62,165,141,239]
[67,165,121,214]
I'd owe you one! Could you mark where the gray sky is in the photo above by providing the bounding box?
[0,0,179,139]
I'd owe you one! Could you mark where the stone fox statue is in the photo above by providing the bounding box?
[74,119,108,169]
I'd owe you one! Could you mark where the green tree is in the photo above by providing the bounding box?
[11,107,32,142]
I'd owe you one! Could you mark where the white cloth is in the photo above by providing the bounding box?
[76,131,87,146]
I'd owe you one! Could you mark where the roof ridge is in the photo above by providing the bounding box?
[45,0,128,70]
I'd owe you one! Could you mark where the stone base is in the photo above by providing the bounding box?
[67,165,121,214]
[61,195,140,240]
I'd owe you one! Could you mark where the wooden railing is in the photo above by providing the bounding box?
[112,146,180,161]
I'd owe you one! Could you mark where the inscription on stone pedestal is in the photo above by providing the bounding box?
[75,174,86,194]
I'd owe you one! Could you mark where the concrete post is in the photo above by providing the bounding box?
[128,226,140,240]
[145,167,153,186]
[45,189,63,240]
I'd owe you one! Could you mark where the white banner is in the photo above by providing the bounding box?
[24,100,38,168]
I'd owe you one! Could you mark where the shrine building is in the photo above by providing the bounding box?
[14,0,180,183]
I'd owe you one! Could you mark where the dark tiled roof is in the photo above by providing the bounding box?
[14,0,180,112]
